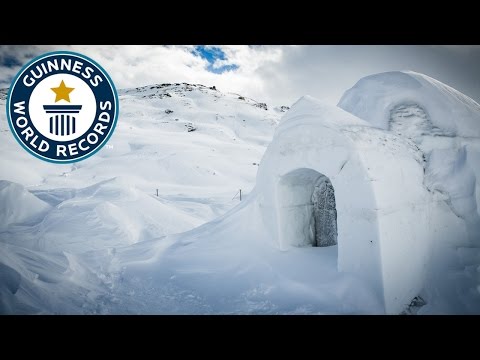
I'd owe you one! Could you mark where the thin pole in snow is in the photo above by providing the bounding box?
[232,189,242,201]
[156,189,159,197]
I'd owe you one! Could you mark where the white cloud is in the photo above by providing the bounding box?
[0,45,285,103]
[1,45,480,107]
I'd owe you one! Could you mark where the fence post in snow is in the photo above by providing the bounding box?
[240,189,242,201]
[156,189,159,197]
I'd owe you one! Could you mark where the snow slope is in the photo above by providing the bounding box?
[0,83,282,253]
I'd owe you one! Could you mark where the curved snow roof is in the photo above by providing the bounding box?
[338,71,480,138]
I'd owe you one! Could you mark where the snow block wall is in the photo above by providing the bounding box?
[256,96,434,314]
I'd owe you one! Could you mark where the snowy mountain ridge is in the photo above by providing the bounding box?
[119,82,289,113]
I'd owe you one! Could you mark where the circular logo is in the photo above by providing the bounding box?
[6,51,118,163]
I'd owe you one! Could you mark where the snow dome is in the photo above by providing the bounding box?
[255,96,434,314]
[339,71,480,140]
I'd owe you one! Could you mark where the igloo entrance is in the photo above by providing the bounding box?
[312,176,337,247]
[277,168,337,248]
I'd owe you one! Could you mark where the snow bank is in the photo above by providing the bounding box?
[26,177,203,253]
[0,181,50,231]
[0,242,112,314]
[79,197,384,314]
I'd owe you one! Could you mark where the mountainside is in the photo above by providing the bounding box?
[0,83,284,253]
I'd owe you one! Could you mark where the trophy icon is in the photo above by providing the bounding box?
[43,104,82,136]
[43,79,82,136]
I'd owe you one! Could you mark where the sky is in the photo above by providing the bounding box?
[1,45,480,106]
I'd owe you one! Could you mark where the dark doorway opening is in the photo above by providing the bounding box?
[311,176,337,247]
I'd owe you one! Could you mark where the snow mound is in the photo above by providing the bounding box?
[0,181,50,231]
[0,243,112,314]
[338,71,480,139]
[24,177,204,253]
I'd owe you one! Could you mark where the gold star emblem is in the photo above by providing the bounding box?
[51,80,75,102]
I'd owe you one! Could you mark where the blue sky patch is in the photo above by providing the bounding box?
[194,46,239,74]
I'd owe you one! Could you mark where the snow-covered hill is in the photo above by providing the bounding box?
[0,83,283,253]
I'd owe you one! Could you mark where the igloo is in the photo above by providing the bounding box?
[255,96,434,314]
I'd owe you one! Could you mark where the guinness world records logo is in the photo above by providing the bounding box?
[6,51,118,163]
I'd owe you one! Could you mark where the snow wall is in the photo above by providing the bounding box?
[255,96,434,314]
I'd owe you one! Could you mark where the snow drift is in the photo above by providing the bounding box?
[0,181,50,231]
